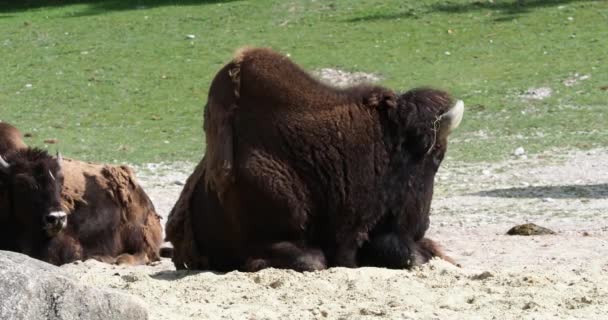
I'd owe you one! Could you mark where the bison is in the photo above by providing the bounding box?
[0,122,27,154]
[0,124,163,266]
[166,47,463,271]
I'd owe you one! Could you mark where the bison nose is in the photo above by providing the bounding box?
[44,211,67,227]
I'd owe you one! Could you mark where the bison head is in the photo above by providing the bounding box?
[388,88,464,170]
[0,149,66,237]
[379,88,464,241]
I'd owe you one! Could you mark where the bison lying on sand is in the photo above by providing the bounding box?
[0,124,163,265]
[169,47,464,271]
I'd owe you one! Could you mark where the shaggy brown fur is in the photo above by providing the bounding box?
[0,122,27,154]
[0,123,162,265]
[167,47,461,271]
[46,158,163,265]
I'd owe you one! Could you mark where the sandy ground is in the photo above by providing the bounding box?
[61,149,608,320]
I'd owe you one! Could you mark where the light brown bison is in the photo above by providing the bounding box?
[0,122,27,154]
[167,47,463,271]
[0,124,162,265]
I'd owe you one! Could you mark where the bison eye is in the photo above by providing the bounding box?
[402,127,432,155]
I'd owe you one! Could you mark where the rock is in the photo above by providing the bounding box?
[513,147,526,157]
[0,251,148,320]
[506,223,556,236]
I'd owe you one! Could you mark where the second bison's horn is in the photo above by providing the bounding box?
[443,100,464,132]
[0,155,10,172]
[56,152,63,168]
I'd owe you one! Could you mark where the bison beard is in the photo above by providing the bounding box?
[166,47,463,271]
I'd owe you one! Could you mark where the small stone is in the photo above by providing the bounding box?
[252,275,261,284]
[470,271,494,280]
[542,197,555,203]
[121,274,140,283]
[507,223,556,236]
[268,279,283,288]
[360,308,385,316]
[513,147,526,156]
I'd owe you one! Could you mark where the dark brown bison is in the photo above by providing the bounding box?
[0,125,163,266]
[166,47,463,271]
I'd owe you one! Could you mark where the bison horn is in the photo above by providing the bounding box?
[0,155,9,172]
[442,100,464,132]
[56,152,63,170]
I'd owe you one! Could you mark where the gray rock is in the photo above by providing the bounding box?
[0,251,148,320]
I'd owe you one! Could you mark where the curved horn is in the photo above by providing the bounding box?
[0,155,9,172]
[443,100,464,132]
[56,152,63,170]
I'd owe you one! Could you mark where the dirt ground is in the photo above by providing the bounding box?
[62,148,608,320]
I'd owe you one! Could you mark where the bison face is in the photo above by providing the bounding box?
[0,150,66,237]
[392,88,464,172]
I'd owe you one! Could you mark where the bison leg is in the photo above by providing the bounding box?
[115,251,150,266]
[243,242,326,272]
[413,237,459,267]
[358,232,415,269]
[88,255,118,264]
[330,240,359,268]
[358,233,458,268]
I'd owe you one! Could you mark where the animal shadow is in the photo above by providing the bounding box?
[473,183,608,199]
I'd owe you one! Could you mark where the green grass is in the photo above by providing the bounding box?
[1,0,607,164]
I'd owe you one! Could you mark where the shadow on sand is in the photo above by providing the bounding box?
[345,0,601,23]
[473,183,608,199]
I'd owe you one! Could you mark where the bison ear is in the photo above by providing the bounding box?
[0,155,10,174]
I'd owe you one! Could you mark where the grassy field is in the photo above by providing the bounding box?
[0,0,606,164]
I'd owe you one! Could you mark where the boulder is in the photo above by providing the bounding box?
[0,251,148,320]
